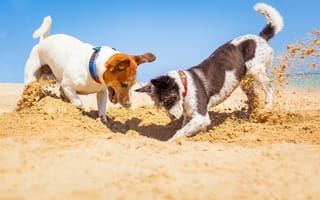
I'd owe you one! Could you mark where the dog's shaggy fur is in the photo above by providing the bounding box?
[136,3,284,141]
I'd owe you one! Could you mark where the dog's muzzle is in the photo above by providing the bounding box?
[122,101,132,108]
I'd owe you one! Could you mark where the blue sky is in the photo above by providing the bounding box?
[0,0,319,83]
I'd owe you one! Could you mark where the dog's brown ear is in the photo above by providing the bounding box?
[133,53,156,65]
[107,59,131,72]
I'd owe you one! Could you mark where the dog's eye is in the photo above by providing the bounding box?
[120,82,128,88]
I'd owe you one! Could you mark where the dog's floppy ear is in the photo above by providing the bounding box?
[133,53,156,65]
[134,78,162,94]
[135,84,152,93]
[151,78,161,88]
[151,76,171,89]
[107,59,131,72]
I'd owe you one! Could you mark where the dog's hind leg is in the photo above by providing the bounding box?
[240,74,257,113]
[249,67,274,109]
[257,71,274,108]
[61,85,83,108]
[24,45,42,84]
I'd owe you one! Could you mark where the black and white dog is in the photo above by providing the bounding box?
[136,3,283,141]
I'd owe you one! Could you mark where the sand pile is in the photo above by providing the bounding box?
[0,96,110,137]
[1,81,110,138]
[16,80,60,111]
[187,108,320,145]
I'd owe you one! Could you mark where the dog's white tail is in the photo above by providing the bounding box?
[32,16,52,42]
[254,3,283,41]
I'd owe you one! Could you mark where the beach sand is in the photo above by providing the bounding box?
[0,82,319,199]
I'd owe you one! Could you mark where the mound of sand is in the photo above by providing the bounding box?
[16,80,60,111]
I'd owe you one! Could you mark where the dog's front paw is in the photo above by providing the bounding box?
[168,132,185,142]
[100,115,108,124]
[72,98,83,108]
[265,101,273,109]
[168,137,176,142]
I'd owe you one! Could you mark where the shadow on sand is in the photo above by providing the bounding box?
[83,109,250,141]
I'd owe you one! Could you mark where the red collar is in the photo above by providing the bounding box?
[178,70,188,97]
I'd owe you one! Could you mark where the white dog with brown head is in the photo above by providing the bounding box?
[25,16,156,123]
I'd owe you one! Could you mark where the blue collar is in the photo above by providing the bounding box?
[89,47,102,84]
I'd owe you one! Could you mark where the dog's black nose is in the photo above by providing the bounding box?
[123,102,132,108]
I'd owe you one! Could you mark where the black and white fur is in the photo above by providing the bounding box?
[136,3,284,141]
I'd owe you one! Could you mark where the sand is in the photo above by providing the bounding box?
[0,82,320,199]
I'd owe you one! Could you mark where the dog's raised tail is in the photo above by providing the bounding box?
[32,16,52,42]
[254,3,283,41]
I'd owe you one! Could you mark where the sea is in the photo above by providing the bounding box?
[281,73,320,91]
